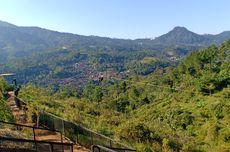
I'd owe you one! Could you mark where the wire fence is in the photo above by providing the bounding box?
[15,97,136,151]
[38,111,132,150]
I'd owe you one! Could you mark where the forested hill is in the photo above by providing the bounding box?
[0,20,133,62]
[19,41,230,151]
[1,20,230,87]
[1,20,230,62]
[154,26,210,45]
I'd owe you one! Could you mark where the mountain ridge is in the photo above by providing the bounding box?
[152,26,209,45]
[1,20,230,88]
[1,20,230,43]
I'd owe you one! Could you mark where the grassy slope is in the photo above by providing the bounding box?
[19,41,230,152]
[0,78,14,121]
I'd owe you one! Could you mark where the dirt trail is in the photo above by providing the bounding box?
[7,92,90,152]
[7,92,27,124]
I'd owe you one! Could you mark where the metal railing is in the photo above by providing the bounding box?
[0,120,64,143]
[0,120,74,152]
[14,97,136,151]
[0,136,73,152]
[91,145,117,152]
[91,145,137,152]
[110,147,137,152]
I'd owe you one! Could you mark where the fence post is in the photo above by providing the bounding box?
[110,139,112,148]
[61,132,63,143]
[33,127,37,151]
[50,143,54,152]
[71,143,74,152]
[62,119,65,136]
[52,116,55,130]
[36,113,40,128]
[76,128,79,143]
[61,131,64,152]
[91,132,94,145]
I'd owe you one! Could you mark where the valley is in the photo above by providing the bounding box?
[0,20,230,151]
[1,21,230,88]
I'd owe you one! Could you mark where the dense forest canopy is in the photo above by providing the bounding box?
[18,40,230,151]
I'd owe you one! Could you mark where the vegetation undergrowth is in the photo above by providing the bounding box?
[19,40,230,151]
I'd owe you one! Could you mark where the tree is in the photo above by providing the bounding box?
[0,78,6,99]
[93,86,103,103]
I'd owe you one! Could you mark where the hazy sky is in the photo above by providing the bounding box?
[0,0,229,39]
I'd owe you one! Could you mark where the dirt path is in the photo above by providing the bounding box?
[7,92,91,152]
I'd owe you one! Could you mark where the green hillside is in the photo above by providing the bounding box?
[1,21,230,88]
[1,46,170,87]
[0,78,14,121]
[18,41,230,151]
